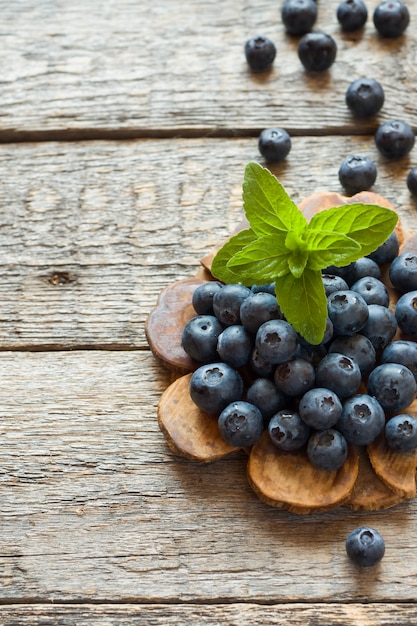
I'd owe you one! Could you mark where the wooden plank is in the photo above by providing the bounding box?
[0,0,416,136]
[1,603,417,626]
[0,136,415,349]
[2,350,417,603]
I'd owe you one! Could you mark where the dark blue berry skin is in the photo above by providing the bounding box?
[281,0,317,35]
[322,274,349,296]
[337,0,368,32]
[307,429,348,471]
[251,282,276,295]
[344,257,381,286]
[381,339,417,382]
[368,230,400,265]
[346,527,385,567]
[217,325,253,368]
[373,0,410,37]
[367,362,417,413]
[212,283,251,326]
[258,128,292,162]
[268,409,310,452]
[337,393,385,445]
[351,276,390,307]
[389,252,417,293]
[299,387,343,430]
[361,303,398,350]
[240,291,282,333]
[255,319,298,364]
[338,155,377,194]
[218,401,264,447]
[246,378,289,424]
[345,78,384,118]
[274,357,315,397]
[315,353,362,398]
[244,36,277,72]
[297,32,337,72]
[375,120,415,159]
[249,347,275,378]
[190,362,244,415]
[407,166,417,197]
[192,282,223,315]
[295,342,328,368]
[181,315,224,363]
[328,333,376,376]
[322,264,351,279]
[327,290,369,336]
[385,414,417,452]
[395,291,417,339]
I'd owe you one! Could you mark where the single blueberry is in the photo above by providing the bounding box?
[217,325,254,368]
[189,362,244,415]
[297,32,337,72]
[240,291,282,333]
[322,274,349,296]
[251,282,276,295]
[315,352,362,398]
[268,409,310,451]
[395,291,417,339]
[337,0,368,32]
[361,303,398,350]
[407,166,417,197]
[385,414,417,452]
[337,393,385,445]
[181,315,224,363]
[258,128,292,162]
[346,527,385,567]
[375,120,415,159]
[389,252,417,293]
[281,0,317,35]
[338,155,377,194]
[299,387,343,430]
[274,357,315,397]
[255,319,298,365]
[327,290,369,336]
[373,0,410,37]
[367,230,399,264]
[350,276,390,307]
[307,429,348,471]
[344,257,381,286]
[212,283,251,326]
[367,362,417,413]
[244,36,277,72]
[246,378,290,424]
[249,346,276,378]
[328,333,376,376]
[381,339,417,382]
[192,281,223,315]
[218,401,264,447]
[345,78,384,118]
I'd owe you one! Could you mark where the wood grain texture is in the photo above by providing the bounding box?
[1,350,417,604]
[0,137,415,350]
[0,0,416,137]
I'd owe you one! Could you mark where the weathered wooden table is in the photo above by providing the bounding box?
[1,1,417,624]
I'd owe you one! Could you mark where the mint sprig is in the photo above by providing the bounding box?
[211,162,398,345]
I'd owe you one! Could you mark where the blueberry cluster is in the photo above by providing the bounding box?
[182,231,417,471]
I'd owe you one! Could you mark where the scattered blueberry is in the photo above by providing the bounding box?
[315,352,362,398]
[299,387,343,430]
[307,429,348,471]
[217,325,253,368]
[189,362,244,415]
[385,413,417,452]
[337,393,385,445]
[297,32,337,72]
[360,303,398,350]
[213,283,251,326]
[345,78,384,118]
[244,36,277,72]
[407,166,417,197]
[255,319,298,364]
[367,230,400,264]
[327,290,369,336]
[395,291,417,339]
[218,401,264,447]
[373,0,410,37]
[346,527,385,567]
[281,0,317,35]
[375,120,415,159]
[268,409,310,451]
[350,276,390,307]
[367,362,417,413]
[240,291,282,333]
[182,315,224,363]
[338,155,377,193]
[380,339,417,382]
[344,257,381,286]
[337,0,368,32]
[274,357,316,396]
[322,274,349,296]
[328,333,376,376]
[246,378,289,424]
[258,128,292,162]
[192,281,223,315]
[389,252,417,293]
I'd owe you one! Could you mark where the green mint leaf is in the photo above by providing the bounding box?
[243,162,307,237]
[211,228,257,284]
[305,229,361,270]
[275,268,328,345]
[226,233,290,283]
[308,202,398,258]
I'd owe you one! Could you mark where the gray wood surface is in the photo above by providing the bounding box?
[2,0,417,623]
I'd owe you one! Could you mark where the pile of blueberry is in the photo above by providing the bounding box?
[245,0,417,197]
[181,229,417,477]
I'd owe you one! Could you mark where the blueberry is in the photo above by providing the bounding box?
[385,413,417,452]
[346,527,385,567]
[345,78,384,118]
[328,333,376,376]
[395,291,417,338]
[322,264,351,279]
[251,282,276,295]
[192,281,223,315]
[255,319,298,365]
[375,120,415,159]
[281,0,317,35]
[327,290,369,336]
[367,362,417,413]
[244,36,277,72]
[268,409,310,451]
[217,325,253,368]
[350,276,390,307]
[337,394,385,445]
[249,346,276,378]
[381,339,417,382]
[337,0,368,32]
[218,401,264,447]
[212,283,251,326]
[240,291,282,333]
[258,128,292,162]
[297,32,337,72]
[367,230,400,265]
[190,362,244,415]
[338,155,377,194]
[407,166,417,197]
[307,429,348,471]
[315,352,362,398]
[361,303,398,350]
[344,257,381,286]
[322,274,349,296]
[373,0,410,37]
[181,315,224,363]
[389,252,417,293]
[274,357,315,397]
[246,378,289,424]
[299,387,343,430]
